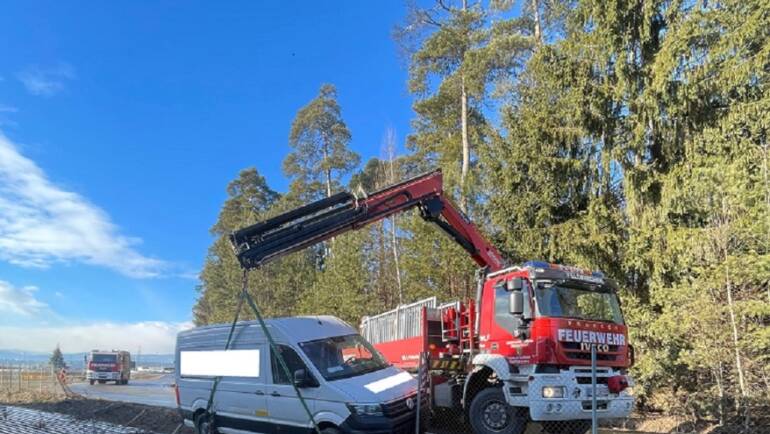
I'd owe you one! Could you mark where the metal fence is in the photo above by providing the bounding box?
[0,364,72,397]
[361,297,439,344]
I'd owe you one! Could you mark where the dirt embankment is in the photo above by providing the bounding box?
[1,391,193,434]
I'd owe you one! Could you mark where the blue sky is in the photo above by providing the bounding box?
[0,1,414,353]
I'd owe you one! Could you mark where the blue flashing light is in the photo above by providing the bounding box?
[523,260,607,279]
[522,260,551,269]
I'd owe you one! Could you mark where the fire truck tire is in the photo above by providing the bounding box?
[320,428,341,434]
[89,380,95,385]
[98,380,106,384]
[194,412,219,434]
[469,387,527,434]
[542,420,591,434]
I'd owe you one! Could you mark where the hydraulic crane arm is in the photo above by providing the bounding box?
[230,170,506,272]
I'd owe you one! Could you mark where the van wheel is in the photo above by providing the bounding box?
[321,428,341,434]
[98,380,106,384]
[89,380,95,385]
[543,420,591,434]
[469,387,527,434]
[195,412,218,434]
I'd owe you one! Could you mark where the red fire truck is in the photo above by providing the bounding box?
[230,169,634,434]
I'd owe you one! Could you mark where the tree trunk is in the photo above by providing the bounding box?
[714,363,725,426]
[388,154,404,305]
[725,264,748,401]
[763,141,770,302]
[459,0,470,213]
[322,137,332,198]
[460,76,470,213]
[531,0,542,44]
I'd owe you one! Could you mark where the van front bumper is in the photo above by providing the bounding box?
[339,411,417,434]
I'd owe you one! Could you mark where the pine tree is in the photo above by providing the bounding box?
[398,0,531,212]
[50,345,65,370]
[284,84,359,200]
[193,168,317,324]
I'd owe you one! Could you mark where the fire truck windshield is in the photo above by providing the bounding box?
[299,334,389,381]
[535,282,624,324]
[91,354,117,363]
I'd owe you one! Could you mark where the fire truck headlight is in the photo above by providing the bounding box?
[542,386,565,399]
[347,403,384,417]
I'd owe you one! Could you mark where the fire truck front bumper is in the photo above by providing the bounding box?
[527,394,634,421]
[505,367,635,421]
[86,371,120,381]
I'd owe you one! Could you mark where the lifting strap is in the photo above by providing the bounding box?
[205,269,321,434]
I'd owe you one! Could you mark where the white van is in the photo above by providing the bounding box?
[176,316,420,434]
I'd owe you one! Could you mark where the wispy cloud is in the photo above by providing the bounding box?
[17,63,76,97]
[0,132,164,277]
[0,280,48,316]
[0,321,193,353]
[0,105,16,113]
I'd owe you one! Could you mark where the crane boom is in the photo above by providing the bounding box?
[230,169,505,272]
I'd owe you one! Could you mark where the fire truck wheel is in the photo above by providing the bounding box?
[89,380,94,385]
[542,420,591,434]
[195,412,219,434]
[98,380,106,384]
[469,387,527,434]
[320,428,341,434]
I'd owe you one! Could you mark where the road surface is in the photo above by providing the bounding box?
[69,374,177,408]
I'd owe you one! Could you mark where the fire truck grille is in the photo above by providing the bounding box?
[561,342,620,352]
[561,342,621,361]
[565,351,618,361]
[576,376,609,384]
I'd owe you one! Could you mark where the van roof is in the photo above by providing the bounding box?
[179,315,355,344]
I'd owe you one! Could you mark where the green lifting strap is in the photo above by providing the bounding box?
[205,270,322,434]
[205,273,246,419]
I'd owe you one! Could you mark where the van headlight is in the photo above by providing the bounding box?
[542,386,565,399]
[347,403,384,417]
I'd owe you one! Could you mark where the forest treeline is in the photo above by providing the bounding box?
[193,0,769,422]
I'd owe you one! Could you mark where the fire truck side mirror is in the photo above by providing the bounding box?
[510,291,524,315]
[506,277,523,291]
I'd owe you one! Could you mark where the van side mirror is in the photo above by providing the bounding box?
[510,291,524,315]
[293,368,315,388]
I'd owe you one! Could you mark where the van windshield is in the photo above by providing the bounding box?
[299,334,389,381]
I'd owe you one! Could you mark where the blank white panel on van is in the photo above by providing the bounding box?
[180,350,260,377]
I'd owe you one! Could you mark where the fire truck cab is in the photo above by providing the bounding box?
[86,350,131,385]
[472,262,633,432]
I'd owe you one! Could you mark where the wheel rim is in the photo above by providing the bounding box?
[481,399,510,431]
[199,419,211,434]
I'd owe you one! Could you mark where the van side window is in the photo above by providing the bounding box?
[271,345,307,384]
